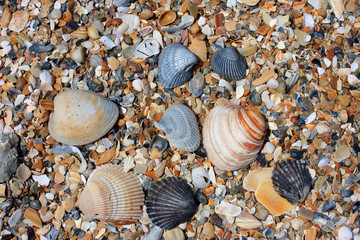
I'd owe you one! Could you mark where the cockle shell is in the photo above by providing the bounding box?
[146,177,199,229]
[48,90,119,145]
[272,159,312,205]
[203,103,266,171]
[158,44,198,89]
[78,164,144,225]
[158,104,200,152]
[210,46,247,80]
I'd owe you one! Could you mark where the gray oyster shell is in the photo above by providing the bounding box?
[146,177,199,230]
[272,159,312,205]
[210,46,247,80]
[158,44,198,89]
[158,104,200,152]
[0,133,20,183]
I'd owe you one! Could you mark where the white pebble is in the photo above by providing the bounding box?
[267,78,279,89]
[132,79,143,92]
[317,67,325,75]
[338,226,353,240]
[351,62,358,72]
[277,41,286,50]
[45,192,55,200]
[305,112,317,124]
[192,167,210,188]
[32,174,50,186]
[198,17,206,26]
[337,27,346,34]
[264,142,275,154]
[318,157,330,167]
[324,58,332,67]
[219,79,227,87]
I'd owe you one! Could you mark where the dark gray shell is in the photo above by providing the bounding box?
[210,46,247,80]
[158,44,198,89]
[272,159,312,205]
[146,177,199,229]
[158,104,200,152]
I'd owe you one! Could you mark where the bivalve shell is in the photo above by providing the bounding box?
[203,103,266,171]
[159,11,176,26]
[139,9,154,20]
[272,159,312,205]
[78,164,144,225]
[158,44,198,89]
[48,90,119,145]
[146,177,199,229]
[210,46,248,81]
[158,104,200,152]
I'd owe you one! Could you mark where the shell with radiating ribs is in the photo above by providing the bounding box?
[203,103,266,171]
[48,90,119,145]
[78,164,144,225]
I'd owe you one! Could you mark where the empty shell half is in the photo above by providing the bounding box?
[146,177,199,229]
[78,164,144,225]
[272,159,312,205]
[158,44,198,89]
[203,103,266,171]
[48,90,119,145]
[158,104,200,152]
[210,46,247,80]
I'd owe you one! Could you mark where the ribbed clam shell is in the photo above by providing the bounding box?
[158,104,200,152]
[48,90,119,145]
[272,159,312,205]
[210,46,247,80]
[203,103,266,171]
[146,177,199,229]
[158,44,198,89]
[78,164,144,225]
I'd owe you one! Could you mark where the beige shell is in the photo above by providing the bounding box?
[16,164,32,182]
[203,103,266,171]
[238,0,260,6]
[159,11,176,26]
[329,0,344,19]
[78,164,144,225]
[48,90,119,145]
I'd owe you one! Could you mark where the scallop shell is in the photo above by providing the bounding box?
[158,104,200,152]
[203,103,266,171]
[146,177,199,229]
[158,44,198,89]
[48,90,119,145]
[210,46,248,80]
[271,159,312,205]
[78,164,144,225]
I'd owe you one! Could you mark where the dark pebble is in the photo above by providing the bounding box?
[1,67,11,75]
[195,147,207,158]
[309,89,320,101]
[43,62,52,70]
[30,200,41,210]
[249,91,261,105]
[353,143,360,153]
[314,212,331,221]
[66,58,77,69]
[210,213,223,226]
[295,118,305,126]
[67,20,79,30]
[86,79,104,92]
[341,189,353,198]
[45,228,59,240]
[8,50,17,60]
[196,189,207,204]
[352,201,360,213]
[52,58,62,67]
[290,148,303,160]
[313,31,325,39]
[29,43,54,53]
[263,228,275,239]
[322,200,336,212]
[257,153,267,167]
[0,200,13,212]
[69,207,81,220]
[311,58,321,67]
[334,46,344,60]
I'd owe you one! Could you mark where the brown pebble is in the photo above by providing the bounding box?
[298,207,314,220]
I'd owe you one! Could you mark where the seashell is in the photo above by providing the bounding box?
[161,15,194,33]
[127,61,142,73]
[154,160,167,178]
[17,164,32,182]
[158,104,200,152]
[70,47,86,64]
[203,103,266,171]
[192,167,210,188]
[215,201,242,217]
[272,159,312,205]
[243,167,273,192]
[235,211,262,229]
[158,44,198,89]
[139,9,154,20]
[159,11,176,26]
[48,90,119,145]
[146,177,199,229]
[329,0,344,19]
[1,5,12,28]
[134,38,161,59]
[78,164,144,225]
[188,38,207,62]
[163,228,185,240]
[238,0,260,6]
[210,46,248,81]
[88,26,100,39]
[71,27,88,40]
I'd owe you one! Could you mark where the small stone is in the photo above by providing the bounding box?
[30,200,41,210]
[322,200,336,212]
[264,142,275,154]
[49,9,62,19]
[334,145,351,162]
[277,41,286,49]
[289,148,303,160]
[88,26,100,39]
[189,72,205,97]
[258,206,269,220]
[132,79,143,92]
[338,226,353,240]
[215,201,242,217]
[0,133,19,183]
[202,222,215,238]
[163,227,184,240]
[249,91,262,105]
[9,10,29,32]
[108,57,120,71]
[291,218,303,230]
[8,208,23,228]
[298,207,314,220]
[341,189,353,198]
[267,78,279,89]
[29,43,54,53]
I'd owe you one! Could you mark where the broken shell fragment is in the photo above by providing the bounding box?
[243,167,273,191]
[146,177,199,229]
[17,164,32,182]
[48,90,119,145]
[203,103,266,171]
[272,159,312,205]
[158,44,198,89]
[210,46,248,81]
[78,164,144,225]
[158,104,200,152]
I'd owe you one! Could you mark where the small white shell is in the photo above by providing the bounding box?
[191,167,210,188]
[134,38,161,59]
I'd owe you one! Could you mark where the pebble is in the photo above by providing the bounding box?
[9,10,29,32]
[202,222,215,238]
[29,43,54,53]
[0,133,19,183]
[298,207,314,220]
[163,228,184,240]
[334,145,351,162]
[189,72,205,97]
[289,148,303,159]
[341,189,353,198]
[322,200,336,212]
[249,91,262,105]
[49,9,62,19]
[338,226,353,240]
[30,200,41,210]
[215,201,242,217]
[267,78,279,89]
[264,142,275,154]
[132,79,143,92]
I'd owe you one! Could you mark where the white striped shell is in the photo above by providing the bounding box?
[78,164,144,225]
[210,46,247,80]
[158,104,200,152]
[48,90,119,145]
[158,44,198,89]
[203,103,266,171]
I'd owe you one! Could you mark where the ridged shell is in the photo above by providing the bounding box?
[48,90,119,145]
[78,164,144,225]
[203,103,266,171]
[158,44,198,89]
[146,177,199,229]
[210,46,247,80]
[158,104,200,152]
[272,159,312,205]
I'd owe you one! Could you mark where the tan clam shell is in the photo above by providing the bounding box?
[203,103,266,171]
[159,11,176,26]
[48,90,119,145]
[78,164,144,225]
